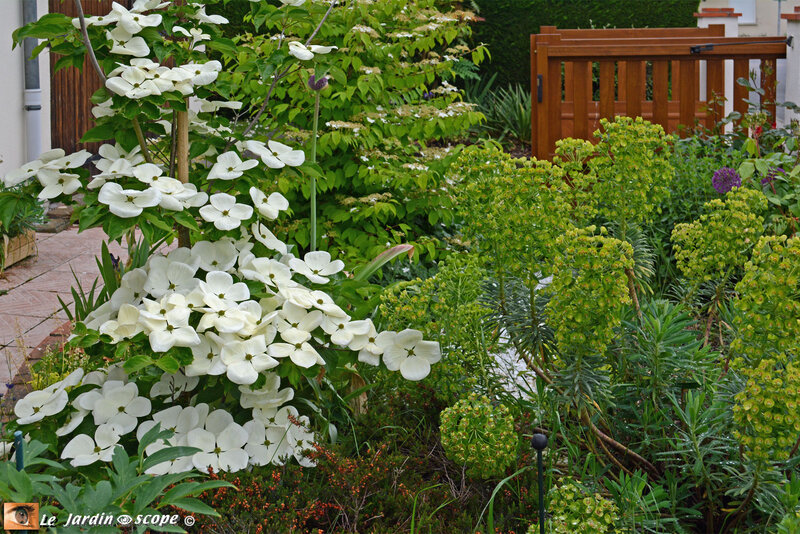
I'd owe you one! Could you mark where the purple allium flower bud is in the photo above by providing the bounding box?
[762,167,785,186]
[712,166,741,194]
[308,75,328,91]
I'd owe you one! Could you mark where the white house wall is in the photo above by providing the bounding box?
[0,0,51,180]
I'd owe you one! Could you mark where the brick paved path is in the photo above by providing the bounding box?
[0,226,127,396]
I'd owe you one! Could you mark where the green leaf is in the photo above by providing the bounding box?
[168,497,220,517]
[123,355,154,375]
[162,480,236,504]
[141,446,200,473]
[353,244,414,281]
[155,354,180,374]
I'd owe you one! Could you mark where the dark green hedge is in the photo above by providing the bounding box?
[472,0,700,88]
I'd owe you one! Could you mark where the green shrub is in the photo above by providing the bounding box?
[528,478,621,534]
[472,0,699,88]
[439,394,518,479]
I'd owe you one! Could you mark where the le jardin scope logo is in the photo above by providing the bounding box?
[3,503,39,530]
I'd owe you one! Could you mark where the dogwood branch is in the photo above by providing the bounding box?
[74,0,153,164]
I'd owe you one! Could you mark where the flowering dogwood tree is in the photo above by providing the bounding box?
[7,0,440,474]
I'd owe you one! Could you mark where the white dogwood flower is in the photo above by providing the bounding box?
[181,61,222,86]
[252,222,288,255]
[37,169,82,200]
[143,256,198,298]
[138,293,200,352]
[239,373,294,410]
[111,2,162,34]
[191,239,238,272]
[208,151,259,180]
[379,329,441,381]
[150,370,200,400]
[241,139,305,169]
[287,41,337,60]
[249,188,289,220]
[289,251,344,284]
[199,270,250,303]
[221,334,279,385]
[98,182,161,217]
[187,409,249,473]
[78,380,151,434]
[14,369,83,424]
[243,420,293,466]
[186,332,227,377]
[268,328,324,368]
[110,267,148,310]
[107,27,150,57]
[99,303,142,342]
[61,424,123,467]
[199,193,253,230]
[240,257,293,289]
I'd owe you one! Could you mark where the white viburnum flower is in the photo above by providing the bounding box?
[187,410,248,473]
[61,424,123,467]
[98,182,161,217]
[77,380,151,434]
[379,329,441,381]
[249,188,289,220]
[199,193,253,231]
[289,251,344,284]
[208,151,259,181]
[241,140,305,169]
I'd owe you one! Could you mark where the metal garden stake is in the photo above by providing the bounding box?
[532,433,548,534]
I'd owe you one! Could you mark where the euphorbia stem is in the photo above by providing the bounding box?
[176,101,190,248]
[310,90,320,252]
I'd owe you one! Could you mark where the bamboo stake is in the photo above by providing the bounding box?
[176,101,190,248]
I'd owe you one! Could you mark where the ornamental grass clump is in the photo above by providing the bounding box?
[439,394,517,479]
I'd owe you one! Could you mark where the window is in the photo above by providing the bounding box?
[730,0,757,25]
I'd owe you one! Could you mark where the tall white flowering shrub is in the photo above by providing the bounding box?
[7,0,440,474]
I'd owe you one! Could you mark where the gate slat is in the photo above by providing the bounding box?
[733,58,750,119]
[652,60,669,129]
[706,59,725,128]
[572,61,590,138]
[598,61,615,120]
[625,61,643,118]
[678,59,697,136]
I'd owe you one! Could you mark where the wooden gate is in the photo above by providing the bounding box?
[530,25,787,159]
[48,0,129,154]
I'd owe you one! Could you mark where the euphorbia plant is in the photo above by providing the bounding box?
[6,0,440,476]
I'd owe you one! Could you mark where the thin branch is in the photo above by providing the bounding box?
[584,412,660,479]
[233,0,336,145]
[131,119,154,164]
[74,0,106,83]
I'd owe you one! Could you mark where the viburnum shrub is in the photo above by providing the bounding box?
[439,394,518,479]
[221,0,487,262]
[528,479,621,534]
[671,187,767,283]
[546,226,633,357]
[7,0,440,476]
